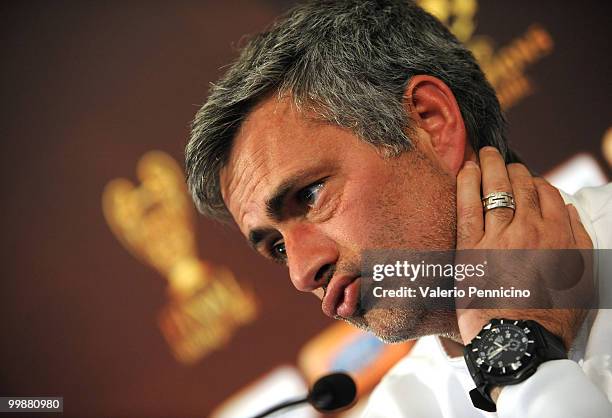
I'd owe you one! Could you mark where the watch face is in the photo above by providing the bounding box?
[471,321,535,375]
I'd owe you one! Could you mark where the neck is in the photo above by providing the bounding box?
[439,336,464,358]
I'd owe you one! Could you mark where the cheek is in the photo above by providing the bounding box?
[319,158,454,253]
[321,179,400,251]
[318,209,371,255]
[331,168,451,251]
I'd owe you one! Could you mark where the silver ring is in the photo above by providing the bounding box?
[482,191,515,212]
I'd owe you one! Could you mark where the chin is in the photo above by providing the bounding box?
[343,307,455,344]
[340,307,425,343]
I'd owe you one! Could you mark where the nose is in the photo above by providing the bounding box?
[284,224,338,292]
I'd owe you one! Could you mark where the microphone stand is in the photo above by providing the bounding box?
[248,372,356,418]
[251,397,307,418]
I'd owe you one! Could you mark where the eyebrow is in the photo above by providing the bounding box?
[265,174,304,221]
[247,170,310,250]
[248,227,274,251]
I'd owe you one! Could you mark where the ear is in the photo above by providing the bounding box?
[404,75,471,175]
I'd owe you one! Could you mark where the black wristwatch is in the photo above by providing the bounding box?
[463,318,567,412]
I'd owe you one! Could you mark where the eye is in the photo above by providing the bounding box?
[297,181,324,207]
[270,239,286,262]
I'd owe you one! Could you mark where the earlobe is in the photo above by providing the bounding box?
[404,75,468,176]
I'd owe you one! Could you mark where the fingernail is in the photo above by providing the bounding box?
[463,161,478,169]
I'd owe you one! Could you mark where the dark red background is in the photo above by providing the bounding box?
[1,1,610,417]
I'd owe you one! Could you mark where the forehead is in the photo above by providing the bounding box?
[219,96,354,232]
[227,96,324,178]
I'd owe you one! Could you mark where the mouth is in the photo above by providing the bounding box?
[321,275,360,319]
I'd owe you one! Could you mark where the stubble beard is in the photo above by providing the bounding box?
[344,151,459,343]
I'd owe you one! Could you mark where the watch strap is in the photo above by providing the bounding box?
[527,319,567,360]
[469,388,496,412]
[466,319,567,413]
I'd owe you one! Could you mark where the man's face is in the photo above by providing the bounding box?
[220,96,458,341]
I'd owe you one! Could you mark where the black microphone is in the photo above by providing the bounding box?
[250,372,357,418]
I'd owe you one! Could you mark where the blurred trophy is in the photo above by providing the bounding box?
[102,151,257,364]
[417,0,553,109]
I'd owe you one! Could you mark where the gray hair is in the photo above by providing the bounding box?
[186,0,510,220]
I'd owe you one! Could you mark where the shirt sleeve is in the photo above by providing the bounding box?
[496,359,612,418]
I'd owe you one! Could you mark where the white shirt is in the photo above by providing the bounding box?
[362,184,612,418]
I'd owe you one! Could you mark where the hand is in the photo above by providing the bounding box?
[454,147,593,350]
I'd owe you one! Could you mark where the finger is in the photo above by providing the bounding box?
[532,177,568,224]
[479,147,514,229]
[507,163,541,220]
[567,204,593,249]
[456,161,484,248]
[566,204,595,310]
